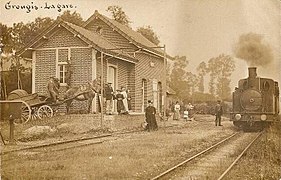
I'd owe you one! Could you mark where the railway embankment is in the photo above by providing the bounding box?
[2,114,238,179]
[224,122,281,179]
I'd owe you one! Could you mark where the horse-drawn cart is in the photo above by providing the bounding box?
[5,87,95,124]
[7,89,54,124]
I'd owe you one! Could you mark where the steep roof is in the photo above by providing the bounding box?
[84,10,171,59]
[18,20,137,63]
[64,22,137,63]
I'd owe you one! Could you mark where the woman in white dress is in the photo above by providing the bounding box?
[173,101,180,120]
[121,87,129,114]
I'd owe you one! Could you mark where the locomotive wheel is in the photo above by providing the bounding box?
[37,105,53,119]
[14,101,32,125]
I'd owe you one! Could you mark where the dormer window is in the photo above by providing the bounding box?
[96,26,103,34]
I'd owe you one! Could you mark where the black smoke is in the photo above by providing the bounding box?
[233,33,273,66]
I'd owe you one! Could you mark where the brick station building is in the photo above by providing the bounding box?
[18,10,172,113]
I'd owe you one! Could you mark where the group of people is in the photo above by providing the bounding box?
[48,76,223,130]
[171,100,224,126]
[143,99,224,132]
[104,82,132,115]
[172,101,194,121]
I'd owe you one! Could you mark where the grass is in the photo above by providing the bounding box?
[225,122,281,179]
[2,119,236,179]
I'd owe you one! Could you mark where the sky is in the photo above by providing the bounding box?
[1,0,280,91]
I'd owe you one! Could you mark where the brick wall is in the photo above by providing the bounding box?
[38,27,87,48]
[34,26,94,113]
[134,52,164,112]
[34,21,164,113]
[85,18,165,113]
[69,48,92,111]
[85,19,136,50]
[35,49,56,95]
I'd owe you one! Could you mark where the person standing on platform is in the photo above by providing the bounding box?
[121,87,129,114]
[145,100,158,131]
[92,76,102,112]
[105,82,114,115]
[173,101,181,120]
[215,100,223,126]
[127,89,132,111]
[115,89,124,115]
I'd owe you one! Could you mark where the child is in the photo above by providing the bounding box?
[183,109,189,121]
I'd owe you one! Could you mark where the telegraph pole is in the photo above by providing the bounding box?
[163,45,167,128]
[100,52,104,127]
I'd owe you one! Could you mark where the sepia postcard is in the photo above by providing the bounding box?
[1,0,280,179]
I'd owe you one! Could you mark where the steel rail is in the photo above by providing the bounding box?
[150,132,240,180]
[1,133,112,155]
[2,125,177,155]
[217,131,262,180]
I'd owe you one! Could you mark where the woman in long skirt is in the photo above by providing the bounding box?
[173,101,180,120]
[145,100,158,131]
[121,87,129,114]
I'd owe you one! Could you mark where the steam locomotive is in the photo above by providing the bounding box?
[230,67,279,130]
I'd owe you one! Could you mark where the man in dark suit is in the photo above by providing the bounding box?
[47,76,60,103]
[215,100,223,126]
[105,82,114,115]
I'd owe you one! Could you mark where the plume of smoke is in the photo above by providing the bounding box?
[233,33,273,67]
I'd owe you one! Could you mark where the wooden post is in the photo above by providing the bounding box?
[0,131,5,145]
[163,45,167,128]
[9,117,15,144]
[100,52,104,127]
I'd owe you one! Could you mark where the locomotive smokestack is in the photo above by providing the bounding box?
[248,67,257,78]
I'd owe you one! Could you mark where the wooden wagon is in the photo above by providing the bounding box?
[6,89,92,124]
[7,89,55,124]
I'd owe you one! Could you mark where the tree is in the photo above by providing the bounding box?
[0,23,13,53]
[107,5,131,26]
[6,17,54,52]
[169,56,193,100]
[2,11,83,53]
[58,10,84,26]
[186,72,197,96]
[196,61,207,93]
[137,26,160,45]
[207,54,235,100]
[1,11,84,95]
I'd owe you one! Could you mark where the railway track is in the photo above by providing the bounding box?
[1,130,141,155]
[1,125,178,156]
[151,131,262,180]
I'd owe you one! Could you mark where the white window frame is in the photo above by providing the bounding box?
[56,48,70,86]
[57,62,68,86]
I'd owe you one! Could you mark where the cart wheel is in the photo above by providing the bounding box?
[37,105,53,119]
[14,101,31,124]
[31,107,39,120]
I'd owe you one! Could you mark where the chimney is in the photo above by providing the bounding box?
[248,67,257,78]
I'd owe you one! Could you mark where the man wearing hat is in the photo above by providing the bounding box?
[105,82,114,115]
[145,100,158,131]
[47,76,60,103]
[215,100,223,126]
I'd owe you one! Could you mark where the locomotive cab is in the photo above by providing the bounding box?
[231,67,279,130]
